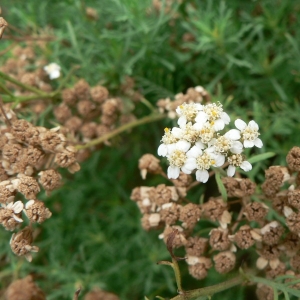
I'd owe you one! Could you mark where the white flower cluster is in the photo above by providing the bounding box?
[157,102,263,183]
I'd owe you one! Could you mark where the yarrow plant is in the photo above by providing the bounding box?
[157,102,262,182]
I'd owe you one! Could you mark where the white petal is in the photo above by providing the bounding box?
[176,140,191,152]
[196,170,209,183]
[187,146,202,158]
[213,119,225,131]
[249,120,259,130]
[181,166,192,174]
[231,141,243,154]
[221,112,230,124]
[12,201,24,213]
[214,154,225,167]
[184,157,197,170]
[195,141,206,149]
[158,144,168,157]
[25,200,35,209]
[225,129,241,140]
[172,127,183,139]
[227,165,236,177]
[235,119,247,130]
[254,138,263,148]
[167,166,180,179]
[13,214,23,222]
[241,161,252,172]
[244,140,254,148]
[195,111,208,124]
[256,257,268,270]
[177,116,187,127]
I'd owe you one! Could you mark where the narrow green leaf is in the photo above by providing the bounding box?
[247,152,276,164]
[215,172,227,202]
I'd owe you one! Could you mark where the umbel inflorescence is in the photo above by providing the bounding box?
[157,101,262,182]
[131,90,300,299]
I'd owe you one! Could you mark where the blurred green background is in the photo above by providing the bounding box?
[1,0,300,299]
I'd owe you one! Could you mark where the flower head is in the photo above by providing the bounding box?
[44,63,61,80]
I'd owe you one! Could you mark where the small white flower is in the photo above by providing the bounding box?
[166,140,191,179]
[44,63,61,80]
[172,122,201,144]
[157,128,178,157]
[176,102,203,126]
[234,119,263,148]
[227,153,252,177]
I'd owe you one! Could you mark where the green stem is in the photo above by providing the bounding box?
[172,258,183,293]
[0,81,15,98]
[0,70,47,96]
[75,113,165,150]
[171,275,244,300]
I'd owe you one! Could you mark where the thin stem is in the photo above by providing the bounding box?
[75,113,165,150]
[172,257,184,293]
[0,70,47,96]
[170,275,244,300]
[0,81,15,98]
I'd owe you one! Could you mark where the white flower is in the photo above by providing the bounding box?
[185,146,225,183]
[234,119,263,148]
[212,136,243,155]
[172,122,201,144]
[166,140,191,179]
[195,102,230,131]
[157,128,179,157]
[44,63,61,80]
[227,153,252,177]
[176,102,203,126]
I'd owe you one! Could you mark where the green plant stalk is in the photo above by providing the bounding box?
[172,257,183,293]
[0,70,47,96]
[75,113,165,150]
[170,275,244,300]
[0,81,15,98]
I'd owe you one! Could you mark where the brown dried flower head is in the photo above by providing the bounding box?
[84,288,119,300]
[213,251,236,274]
[185,236,208,256]
[287,147,300,171]
[138,154,162,179]
[244,202,268,222]
[222,177,256,198]
[24,200,52,223]
[187,256,212,280]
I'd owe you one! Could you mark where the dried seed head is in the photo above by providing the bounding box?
[10,226,39,262]
[265,261,286,279]
[77,100,96,116]
[222,177,256,198]
[138,154,162,179]
[209,228,231,251]
[5,275,46,300]
[90,86,109,103]
[84,288,119,300]
[24,200,52,223]
[40,130,66,152]
[233,225,261,249]
[2,143,23,163]
[160,203,180,225]
[256,284,274,300]
[179,203,201,229]
[272,192,288,214]
[244,202,268,222]
[160,225,187,248]
[96,124,111,137]
[74,79,90,100]
[38,169,62,192]
[62,88,77,105]
[262,166,290,197]
[80,122,98,139]
[288,189,300,210]
[171,172,193,187]
[0,180,16,204]
[286,211,300,234]
[287,147,300,171]
[260,221,284,246]
[54,146,77,168]
[151,184,179,206]
[11,119,33,142]
[202,197,227,221]
[280,233,300,256]
[141,213,161,230]
[64,116,83,132]
[185,237,208,256]
[15,175,40,199]
[290,253,300,272]
[0,201,23,231]
[54,104,72,123]
[101,98,121,116]
[213,251,236,274]
[0,17,8,39]
[188,257,212,280]
[259,245,281,262]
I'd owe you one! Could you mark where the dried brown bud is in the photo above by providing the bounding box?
[179,203,201,229]
[80,122,97,139]
[160,225,187,248]
[244,202,268,222]
[260,221,284,246]
[64,116,83,132]
[0,17,8,39]
[202,197,227,221]
[288,189,300,210]
[256,284,274,300]
[265,261,286,279]
[40,130,66,152]
[101,98,120,116]
[209,228,231,251]
[150,184,179,206]
[290,253,300,272]
[13,175,40,199]
[24,200,52,223]
[5,275,46,300]
[213,251,236,274]
[55,146,77,168]
[185,237,208,256]
[38,169,62,192]
[10,226,39,262]
[160,203,180,225]
[233,225,261,249]
[77,100,96,116]
[287,147,300,171]
[222,177,256,198]
[62,88,77,105]
[286,210,300,234]
[187,257,212,280]
[171,172,193,187]
[74,79,90,100]
[84,288,119,300]
[54,104,72,123]
[90,86,109,103]
[138,154,162,179]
